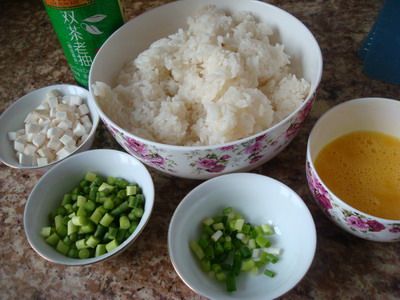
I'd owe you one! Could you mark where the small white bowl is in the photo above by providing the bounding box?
[24,149,155,265]
[0,84,99,172]
[306,97,400,242]
[168,173,316,300]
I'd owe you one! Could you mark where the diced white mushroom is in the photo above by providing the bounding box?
[8,132,17,141]
[78,104,89,116]
[32,133,46,147]
[73,122,86,137]
[36,157,49,167]
[23,144,37,156]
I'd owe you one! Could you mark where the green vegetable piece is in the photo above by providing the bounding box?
[119,215,130,229]
[234,219,245,232]
[200,259,211,272]
[105,239,119,252]
[98,182,114,193]
[78,248,90,259]
[212,222,224,231]
[84,200,96,212]
[133,207,144,218]
[264,269,276,277]
[266,253,279,264]
[116,229,127,244]
[103,197,114,210]
[79,222,95,234]
[94,225,107,239]
[77,195,87,207]
[190,241,205,260]
[67,220,78,235]
[76,207,87,217]
[126,185,137,196]
[56,240,69,255]
[41,226,52,237]
[128,221,138,234]
[226,273,236,292]
[90,207,106,224]
[71,216,88,226]
[202,217,214,226]
[64,203,73,214]
[45,233,59,247]
[76,238,87,250]
[107,176,116,185]
[241,259,255,272]
[99,213,114,227]
[67,248,79,258]
[255,236,271,248]
[261,224,274,235]
[115,178,128,188]
[110,201,129,216]
[95,244,107,257]
[223,207,233,215]
[62,194,72,205]
[248,239,256,249]
[85,172,97,182]
[86,235,100,248]
[107,227,118,240]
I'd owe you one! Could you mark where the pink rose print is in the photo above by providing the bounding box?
[346,215,369,231]
[147,154,165,167]
[366,220,385,232]
[285,97,315,139]
[250,155,263,164]
[306,162,332,211]
[285,122,302,139]
[125,137,147,157]
[198,158,218,169]
[256,134,267,142]
[196,154,230,173]
[245,141,262,155]
[220,145,235,151]
[389,226,400,233]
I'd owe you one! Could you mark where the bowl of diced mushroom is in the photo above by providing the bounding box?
[0,84,99,172]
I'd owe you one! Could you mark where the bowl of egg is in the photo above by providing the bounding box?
[306,97,400,242]
[89,0,323,179]
[0,84,99,172]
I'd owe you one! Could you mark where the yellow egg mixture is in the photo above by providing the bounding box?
[314,131,400,220]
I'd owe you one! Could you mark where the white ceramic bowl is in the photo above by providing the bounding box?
[306,98,400,242]
[0,84,99,172]
[24,149,155,265]
[168,173,316,300]
[89,0,323,179]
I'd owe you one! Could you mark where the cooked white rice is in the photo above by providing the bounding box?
[93,5,310,146]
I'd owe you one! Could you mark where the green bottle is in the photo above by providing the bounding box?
[43,0,125,87]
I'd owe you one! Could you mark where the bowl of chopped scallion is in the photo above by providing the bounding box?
[24,149,154,265]
[168,173,316,300]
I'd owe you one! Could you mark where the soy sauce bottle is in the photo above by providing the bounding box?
[43,0,125,87]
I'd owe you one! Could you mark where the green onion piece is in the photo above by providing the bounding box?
[77,195,87,207]
[115,178,128,188]
[212,222,224,231]
[76,238,87,250]
[85,172,97,182]
[107,227,118,240]
[126,185,137,196]
[103,197,114,210]
[223,207,233,215]
[234,219,245,231]
[64,203,73,213]
[255,236,270,248]
[62,194,72,205]
[241,259,255,272]
[216,272,226,282]
[110,201,129,216]
[116,229,127,244]
[107,176,116,185]
[76,207,87,217]
[133,207,144,218]
[202,217,214,226]
[78,248,90,259]
[264,269,276,277]
[72,216,88,226]
[94,225,107,239]
[105,239,119,252]
[266,253,279,264]
[128,221,138,234]
[95,244,106,257]
[86,235,100,248]
[67,220,78,235]
[41,226,52,237]
[45,233,59,246]
[79,222,95,234]
[261,224,274,235]
[190,241,205,260]
[56,240,69,255]
[90,207,106,224]
[98,182,114,193]
[84,200,96,212]
[99,213,114,227]
[226,273,236,292]
[119,215,130,229]
[67,248,79,258]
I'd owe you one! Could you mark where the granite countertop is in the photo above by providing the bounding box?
[1,0,399,299]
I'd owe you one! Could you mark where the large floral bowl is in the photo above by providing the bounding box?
[306,98,400,242]
[89,0,322,179]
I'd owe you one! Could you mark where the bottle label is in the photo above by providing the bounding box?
[43,0,124,87]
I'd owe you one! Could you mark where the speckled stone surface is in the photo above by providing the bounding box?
[1,0,399,299]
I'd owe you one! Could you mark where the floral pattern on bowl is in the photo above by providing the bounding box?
[306,158,400,242]
[101,94,316,179]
